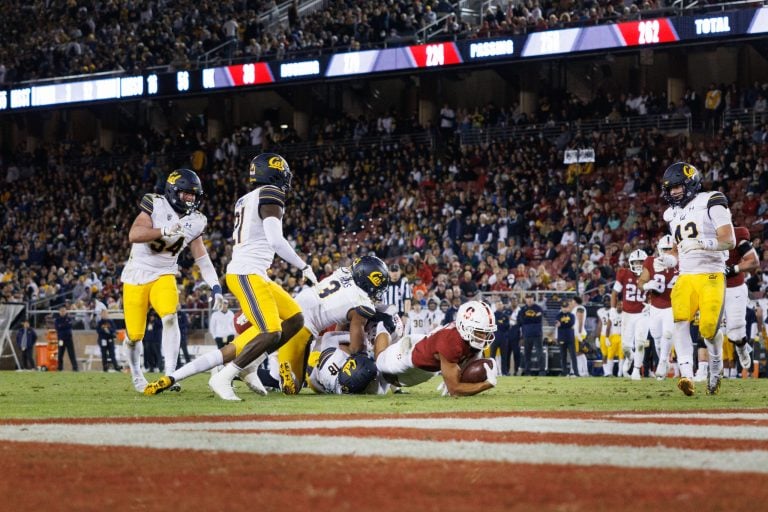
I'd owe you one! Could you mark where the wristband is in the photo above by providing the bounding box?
[700,238,718,250]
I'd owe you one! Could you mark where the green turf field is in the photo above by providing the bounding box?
[2,371,767,419]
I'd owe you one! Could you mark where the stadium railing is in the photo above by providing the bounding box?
[458,113,692,146]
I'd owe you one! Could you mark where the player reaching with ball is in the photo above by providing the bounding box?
[375,300,498,396]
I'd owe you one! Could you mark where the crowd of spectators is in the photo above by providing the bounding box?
[3,86,768,329]
[0,0,757,85]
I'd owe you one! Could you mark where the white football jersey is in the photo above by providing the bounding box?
[663,191,732,274]
[425,308,445,331]
[308,346,349,394]
[121,194,207,284]
[406,308,430,335]
[574,305,587,337]
[227,185,286,277]
[597,307,610,336]
[295,268,375,337]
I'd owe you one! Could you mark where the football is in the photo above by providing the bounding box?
[460,358,493,383]
[233,312,251,334]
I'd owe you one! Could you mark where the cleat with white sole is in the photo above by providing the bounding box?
[243,371,268,396]
[208,370,242,401]
[132,375,149,393]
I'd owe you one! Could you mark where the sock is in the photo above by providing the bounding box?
[673,322,694,379]
[214,362,241,385]
[698,362,709,376]
[672,362,680,377]
[172,349,224,382]
[125,339,145,379]
[605,360,614,376]
[704,331,723,383]
[161,314,181,376]
[617,359,623,377]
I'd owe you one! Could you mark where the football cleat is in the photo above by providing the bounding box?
[677,377,695,396]
[143,376,175,395]
[630,368,641,381]
[168,384,182,392]
[622,358,632,378]
[706,375,721,396]
[243,371,268,396]
[208,370,242,401]
[736,345,752,370]
[655,360,668,381]
[133,374,149,393]
[279,361,298,395]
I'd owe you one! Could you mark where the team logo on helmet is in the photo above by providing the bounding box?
[167,171,182,185]
[268,156,286,171]
[682,165,696,178]
[368,271,384,288]
[342,358,357,376]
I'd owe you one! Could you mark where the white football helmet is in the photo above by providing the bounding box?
[628,249,647,275]
[456,300,497,350]
[657,235,674,256]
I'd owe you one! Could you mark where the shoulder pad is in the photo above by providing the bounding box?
[258,185,286,207]
[140,194,155,215]
[707,192,728,210]
[662,208,673,223]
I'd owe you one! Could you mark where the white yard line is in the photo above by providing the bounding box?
[2,415,768,473]
[0,423,767,473]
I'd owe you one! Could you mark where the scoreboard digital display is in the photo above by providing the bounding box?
[2,7,767,112]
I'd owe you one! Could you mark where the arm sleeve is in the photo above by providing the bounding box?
[708,204,732,229]
[262,216,308,270]
[195,253,221,291]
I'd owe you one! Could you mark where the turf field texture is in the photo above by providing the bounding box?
[3,372,768,512]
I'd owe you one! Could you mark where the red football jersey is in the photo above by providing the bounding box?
[613,267,646,314]
[642,256,677,309]
[410,324,478,372]
[726,226,752,288]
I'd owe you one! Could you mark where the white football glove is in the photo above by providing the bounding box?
[678,238,717,254]
[209,285,225,312]
[484,361,498,387]
[655,254,678,270]
[642,280,664,293]
[302,265,318,286]
[161,223,183,238]
[211,293,225,312]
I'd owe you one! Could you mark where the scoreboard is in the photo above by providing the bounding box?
[2,7,767,112]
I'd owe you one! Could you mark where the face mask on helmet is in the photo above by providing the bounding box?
[456,301,497,350]
[165,169,203,215]
[351,256,390,301]
[662,162,701,207]
[628,249,647,275]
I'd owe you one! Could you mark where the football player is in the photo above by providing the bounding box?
[238,255,390,395]
[375,300,498,397]
[637,235,678,380]
[307,306,404,395]
[610,249,649,380]
[571,296,589,377]
[722,225,759,374]
[595,295,613,376]
[143,153,316,400]
[121,169,224,393]
[661,161,736,395]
